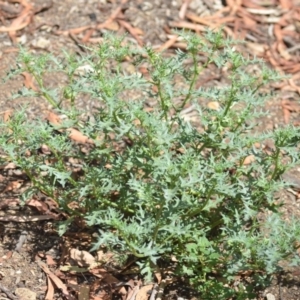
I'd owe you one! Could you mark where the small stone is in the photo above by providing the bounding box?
[31,37,50,49]
[74,64,94,76]
[266,293,276,300]
[17,34,27,44]
[15,288,36,300]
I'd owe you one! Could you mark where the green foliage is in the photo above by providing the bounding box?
[2,31,300,298]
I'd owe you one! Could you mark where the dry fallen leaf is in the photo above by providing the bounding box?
[3,110,12,122]
[46,111,94,144]
[70,248,95,267]
[3,162,17,169]
[136,284,153,300]
[46,254,57,266]
[90,279,111,300]
[2,180,23,192]
[44,197,59,209]
[67,128,94,144]
[26,198,49,214]
[89,269,127,296]
[154,271,162,284]
[2,250,13,260]
[253,142,261,149]
[105,20,120,31]
[40,144,52,155]
[207,101,220,110]
[37,260,73,298]
[46,111,61,126]
[281,99,300,124]
[0,198,20,209]
[45,276,55,300]
[21,72,38,91]
[243,155,255,165]
[126,284,140,300]
[0,0,33,32]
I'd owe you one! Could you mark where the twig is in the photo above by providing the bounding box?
[0,283,18,300]
[157,35,178,52]
[69,32,86,52]
[180,104,195,116]
[155,279,167,300]
[149,283,158,300]
[287,44,300,54]
[0,215,58,222]
[118,19,144,46]
[96,0,128,31]
[179,0,191,19]
[0,214,60,223]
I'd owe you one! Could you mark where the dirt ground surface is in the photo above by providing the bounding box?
[2,0,300,299]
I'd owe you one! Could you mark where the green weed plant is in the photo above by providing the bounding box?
[2,31,300,299]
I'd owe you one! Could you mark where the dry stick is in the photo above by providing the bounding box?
[149,283,159,300]
[97,8,122,29]
[59,25,91,35]
[0,110,13,115]
[157,35,178,52]
[155,279,167,300]
[95,0,128,32]
[226,0,242,16]
[169,21,206,32]
[0,283,19,300]
[118,19,143,46]
[0,8,32,32]
[169,42,187,50]
[179,0,191,19]
[81,5,122,43]
[81,27,96,43]
[180,104,195,116]
[201,6,231,20]
[69,32,87,52]
[0,215,58,222]
[185,12,222,28]
[287,44,300,54]
[56,0,127,37]
[56,0,128,44]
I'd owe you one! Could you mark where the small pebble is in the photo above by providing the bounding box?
[15,288,36,300]
[266,293,275,300]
